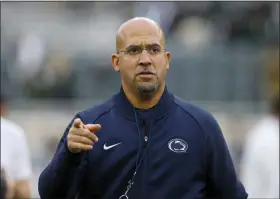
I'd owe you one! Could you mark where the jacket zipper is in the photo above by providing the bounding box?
[142,121,149,147]
[144,136,148,145]
[142,122,148,198]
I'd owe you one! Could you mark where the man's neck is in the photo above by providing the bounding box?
[122,83,165,110]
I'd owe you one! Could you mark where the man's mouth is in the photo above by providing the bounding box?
[137,72,155,76]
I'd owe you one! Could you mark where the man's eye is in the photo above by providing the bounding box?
[127,48,141,54]
[148,47,161,53]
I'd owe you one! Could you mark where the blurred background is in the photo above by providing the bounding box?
[1,1,279,198]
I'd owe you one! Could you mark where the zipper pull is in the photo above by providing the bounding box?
[144,136,148,142]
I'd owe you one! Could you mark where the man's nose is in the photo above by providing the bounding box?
[138,50,152,66]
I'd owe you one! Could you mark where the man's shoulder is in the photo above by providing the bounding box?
[173,96,225,142]
[77,94,116,124]
[173,96,214,121]
[173,96,220,133]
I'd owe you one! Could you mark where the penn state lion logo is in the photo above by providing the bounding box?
[168,138,188,153]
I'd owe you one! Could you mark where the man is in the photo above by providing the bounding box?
[0,93,32,199]
[240,48,279,198]
[38,17,248,199]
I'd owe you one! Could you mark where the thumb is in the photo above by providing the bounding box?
[84,124,101,132]
[73,118,83,128]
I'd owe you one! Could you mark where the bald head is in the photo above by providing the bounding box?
[116,17,165,52]
[111,17,171,104]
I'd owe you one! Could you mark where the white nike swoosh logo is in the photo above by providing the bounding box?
[103,142,122,150]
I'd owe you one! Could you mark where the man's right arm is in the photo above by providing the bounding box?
[38,116,86,199]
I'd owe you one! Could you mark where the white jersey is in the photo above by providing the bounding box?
[240,115,279,198]
[1,116,32,181]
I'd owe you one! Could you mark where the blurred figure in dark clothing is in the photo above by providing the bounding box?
[1,168,7,199]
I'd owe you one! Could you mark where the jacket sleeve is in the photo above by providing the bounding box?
[38,115,87,199]
[204,114,248,199]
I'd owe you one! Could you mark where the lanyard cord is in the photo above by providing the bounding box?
[119,108,155,199]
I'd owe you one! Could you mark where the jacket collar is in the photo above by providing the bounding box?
[114,86,174,121]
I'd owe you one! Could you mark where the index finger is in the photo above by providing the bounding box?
[71,128,98,142]
[84,124,101,133]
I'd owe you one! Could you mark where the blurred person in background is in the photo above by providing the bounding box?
[1,169,7,199]
[240,48,279,198]
[1,168,12,199]
[25,48,75,99]
[0,93,32,199]
[38,17,247,199]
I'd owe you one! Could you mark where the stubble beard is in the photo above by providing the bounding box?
[134,80,161,100]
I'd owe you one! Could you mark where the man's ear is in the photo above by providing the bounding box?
[111,54,120,72]
[165,51,171,71]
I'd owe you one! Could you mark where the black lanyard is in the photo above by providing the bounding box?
[119,109,155,199]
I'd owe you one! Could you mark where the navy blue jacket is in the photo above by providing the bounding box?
[38,87,248,199]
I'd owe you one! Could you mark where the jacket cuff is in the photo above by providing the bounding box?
[62,141,85,165]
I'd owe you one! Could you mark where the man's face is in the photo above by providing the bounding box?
[112,21,171,96]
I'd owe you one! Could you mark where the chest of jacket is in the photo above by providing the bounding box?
[79,110,208,199]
